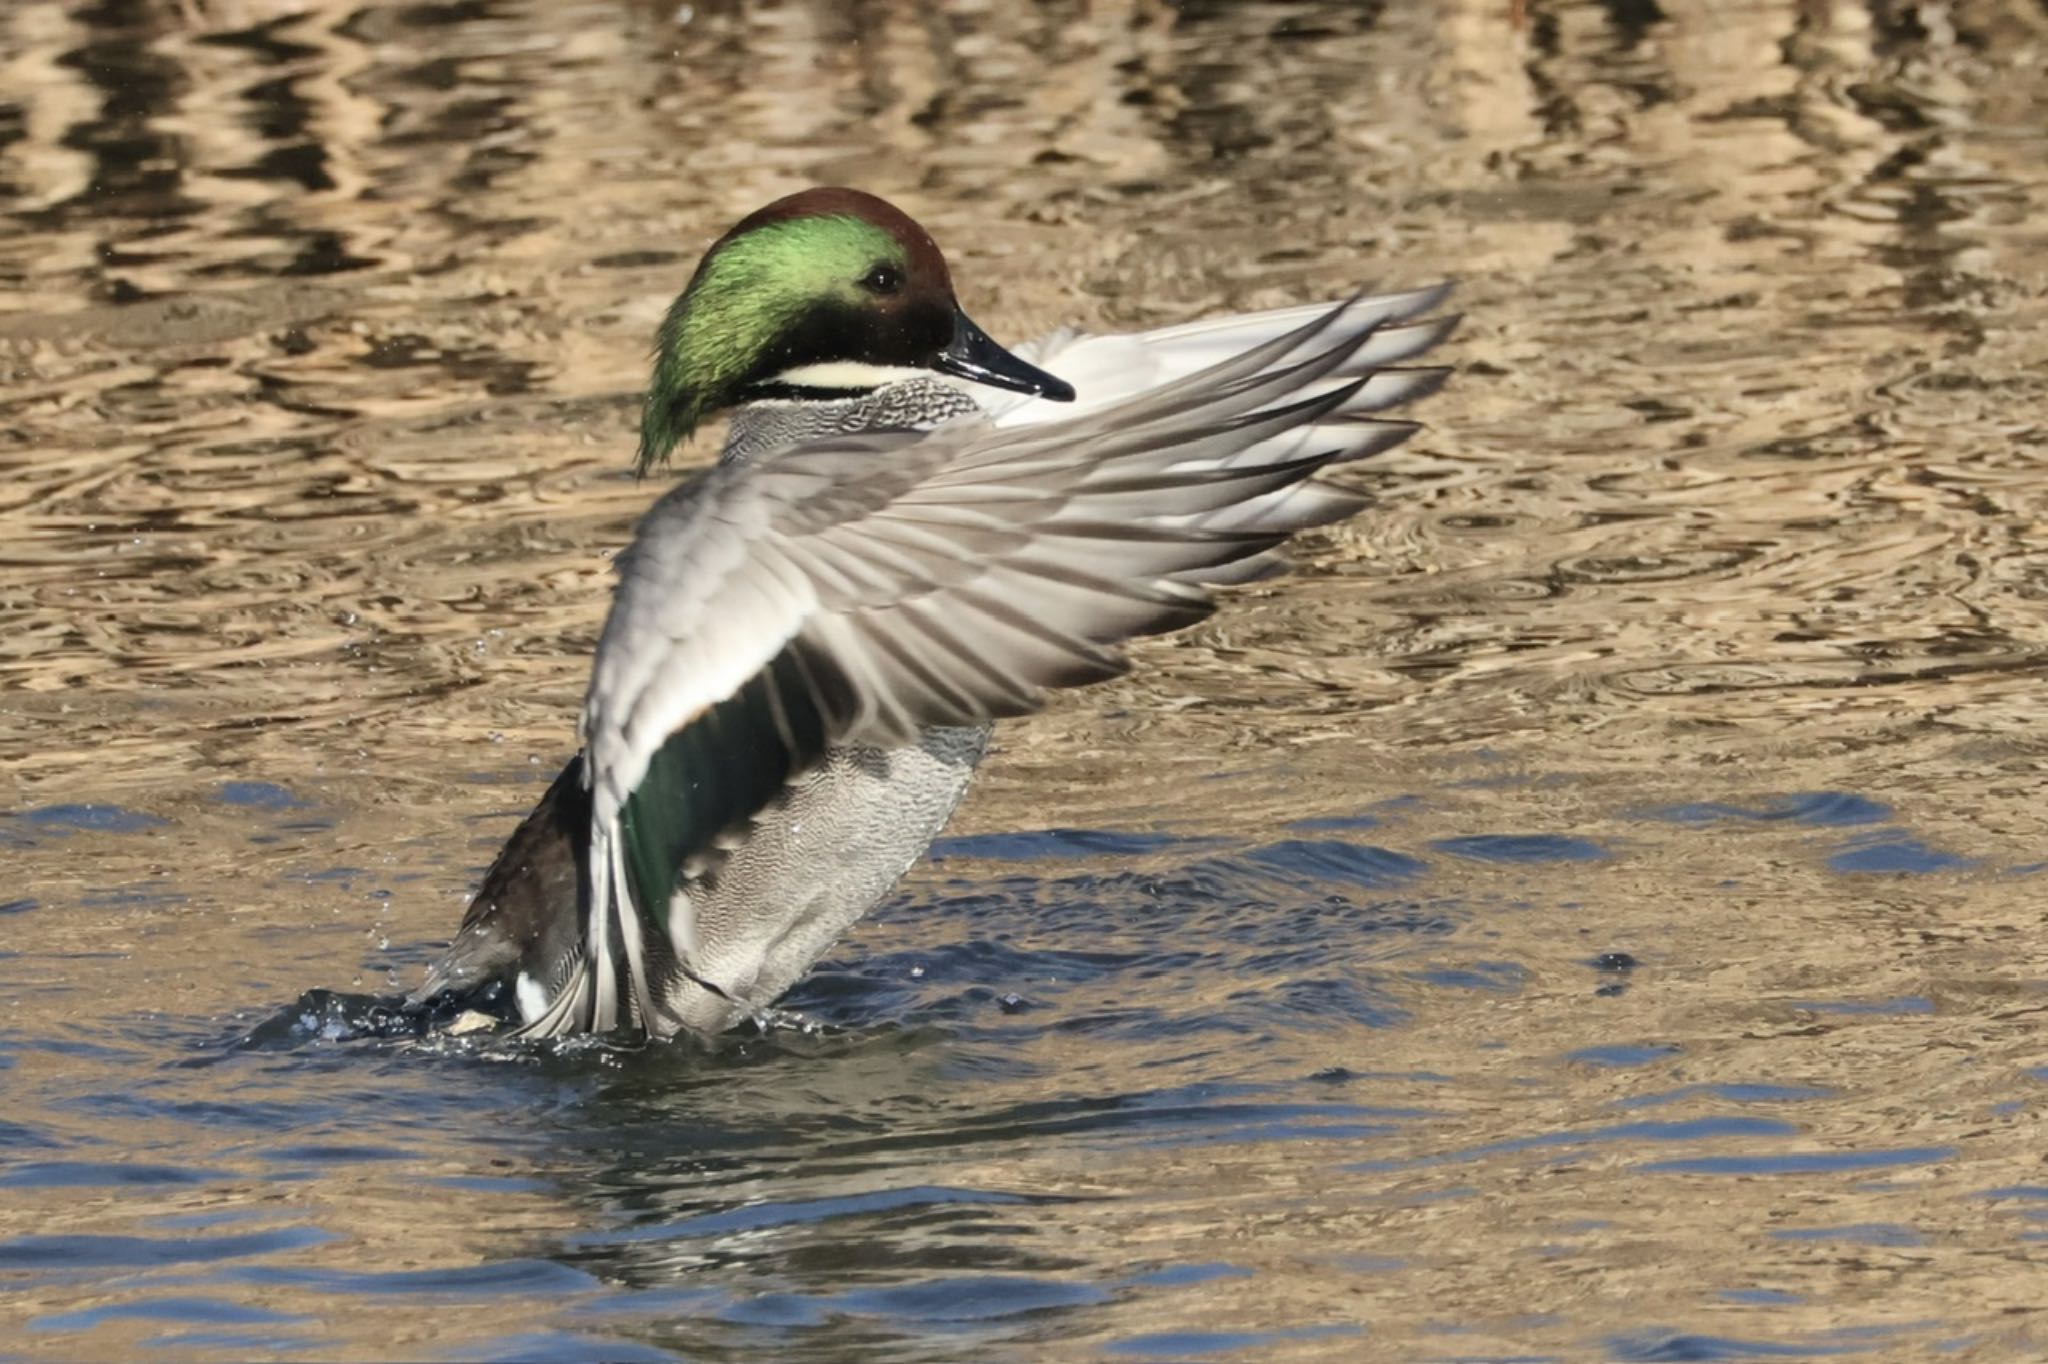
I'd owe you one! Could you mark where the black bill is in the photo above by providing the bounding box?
[933,310,1076,402]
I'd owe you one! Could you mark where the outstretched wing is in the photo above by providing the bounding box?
[535,290,1456,1038]
[981,283,1452,427]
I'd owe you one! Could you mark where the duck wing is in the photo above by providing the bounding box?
[977,283,1453,427]
[528,290,1456,1038]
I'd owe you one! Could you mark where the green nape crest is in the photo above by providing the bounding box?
[636,212,920,472]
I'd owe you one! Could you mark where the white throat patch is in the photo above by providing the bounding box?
[766,360,934,391]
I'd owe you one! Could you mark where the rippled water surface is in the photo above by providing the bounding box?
[7,0,2048,1359]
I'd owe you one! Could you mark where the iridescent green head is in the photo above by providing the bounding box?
[637,187,1073,472]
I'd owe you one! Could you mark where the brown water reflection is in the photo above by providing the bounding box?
[5,0,2048,1359]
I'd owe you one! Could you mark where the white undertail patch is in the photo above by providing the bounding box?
[514,971,549,1024]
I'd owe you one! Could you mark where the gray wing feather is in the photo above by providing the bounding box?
[589,291,1451,796]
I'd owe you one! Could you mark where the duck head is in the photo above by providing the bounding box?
[637,187,1074,472]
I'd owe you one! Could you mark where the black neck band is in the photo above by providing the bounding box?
[739,380,876,404]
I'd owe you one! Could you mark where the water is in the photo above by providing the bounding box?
[4,0,2048,1358]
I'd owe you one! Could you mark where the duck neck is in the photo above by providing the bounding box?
[719,376,983,466]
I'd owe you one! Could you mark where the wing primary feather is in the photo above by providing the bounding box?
[888,597,1047,714]
[1347,366,1452,413]
[950,582,1175,681]
[996,552,1209,617]
[1171,550,1291,586]
[1083,372,1373,475]
[854,614,999,723]
[942,356,1369,492]
[1119,299,1385,417]
[947,299,1364,473]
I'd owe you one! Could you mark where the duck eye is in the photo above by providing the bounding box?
[859,262,905,296]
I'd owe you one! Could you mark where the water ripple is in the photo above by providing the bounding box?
[3,0,2046,1359]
